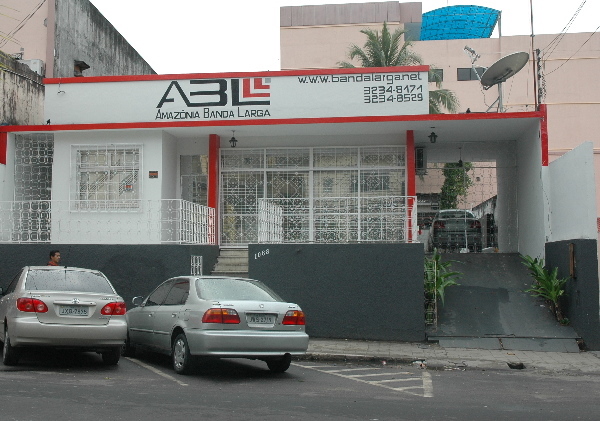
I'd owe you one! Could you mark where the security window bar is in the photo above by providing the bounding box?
[73,145,141,209]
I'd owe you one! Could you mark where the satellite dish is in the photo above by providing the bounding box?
[481,52,529,88]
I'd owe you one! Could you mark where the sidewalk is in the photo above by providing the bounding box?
[305,338,600,373]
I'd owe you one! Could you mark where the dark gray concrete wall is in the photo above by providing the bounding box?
[545,239,600,349]
[0,244,219,306]
[0,54,44,125]
[53,0,155,78]
[248,243,425,342]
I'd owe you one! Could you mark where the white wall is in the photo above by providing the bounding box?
[51,130,165,244]
[516,123,546,258]
[548,142,597,241]
[161,132,178,200]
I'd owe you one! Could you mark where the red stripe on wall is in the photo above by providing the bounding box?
[208,134,220,242]
[1,110,546,134]
[0,132,7,165]
[406,130,415,242]
[539,104,549,166]
[43,66,431,85]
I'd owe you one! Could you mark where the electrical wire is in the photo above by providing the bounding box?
[0,0,47,49]
[541,0,586,59]
[546,26,600,75]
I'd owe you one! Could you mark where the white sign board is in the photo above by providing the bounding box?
[45,68,429,125]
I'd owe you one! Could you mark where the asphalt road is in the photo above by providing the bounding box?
[1,349,599,420]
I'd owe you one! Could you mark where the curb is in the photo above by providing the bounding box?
[297,352,531,372]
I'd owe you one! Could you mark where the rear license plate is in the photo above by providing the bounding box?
[59,306,89,316]
[246,314,275,324]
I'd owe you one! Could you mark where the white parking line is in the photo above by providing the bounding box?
[125,357,188,387]
[293,363,432,398]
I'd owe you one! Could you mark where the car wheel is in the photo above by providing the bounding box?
[121,334,136,358]
[172,333,193,375]
[266,353,292,373]
[101,347,121,365]
[3,326,20,366]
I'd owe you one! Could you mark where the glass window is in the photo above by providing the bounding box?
[73,145,141,209]
[180,155,208,205]
[145,281,173,306]
[163,280,190,305]
[457,67,485,81]
[5,270,23,294]
[24,269,115,294]
[428,68,443,83]
[196,278,282,302]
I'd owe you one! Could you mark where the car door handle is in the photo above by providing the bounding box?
[171,313,177,317]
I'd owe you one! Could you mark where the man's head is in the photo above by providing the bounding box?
[49,250,61,265]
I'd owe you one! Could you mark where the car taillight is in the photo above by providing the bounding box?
[201,308,240,324]
[282,310,305,325]
[433,221,445,229]
[100,302,127,316]
[16,298,48,313]
[470,220,482,229]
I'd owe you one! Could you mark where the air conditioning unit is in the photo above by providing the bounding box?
[17,59,45,76]
[415,146,427,175]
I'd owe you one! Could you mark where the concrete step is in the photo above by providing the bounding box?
[211,248,249,276]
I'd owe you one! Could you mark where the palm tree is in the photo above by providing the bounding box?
[339,22,459,114]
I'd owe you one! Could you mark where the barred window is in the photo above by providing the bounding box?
[73,145,141,209]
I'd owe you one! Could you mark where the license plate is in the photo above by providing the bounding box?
[59,305,89,316]
[246,314,275,324]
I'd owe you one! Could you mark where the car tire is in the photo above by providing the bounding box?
[3,326,20,366]
[101,347,121,366]
[121,334,136,358]
[266,353,292,373]
[172,333,193,375]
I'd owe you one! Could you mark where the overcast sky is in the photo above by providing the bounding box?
[89,0,598,74]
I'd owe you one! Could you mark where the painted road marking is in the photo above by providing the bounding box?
[125,357,188,387]
[293,363,432,398]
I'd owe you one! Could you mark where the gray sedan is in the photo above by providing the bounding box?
[124,276,309,374]
[0,266,127,366]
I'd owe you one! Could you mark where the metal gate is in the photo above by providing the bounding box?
[220,146,407,246]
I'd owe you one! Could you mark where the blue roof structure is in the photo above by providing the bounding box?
[420,5,500,41]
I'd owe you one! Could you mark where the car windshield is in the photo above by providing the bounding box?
[196,278,283,302]
[25,269,116,294]
[439,211,474,219]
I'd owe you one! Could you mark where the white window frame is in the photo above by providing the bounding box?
[71,144,142,211]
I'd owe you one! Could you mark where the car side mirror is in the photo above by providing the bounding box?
[132,296,144,307]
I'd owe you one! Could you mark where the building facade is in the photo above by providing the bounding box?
[280,1,600,215]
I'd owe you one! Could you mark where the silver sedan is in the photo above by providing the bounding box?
[0,266,127,366]
[124,276,309,374]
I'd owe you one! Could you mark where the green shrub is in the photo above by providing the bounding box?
[424,248,461,306]
[521,255,568,321]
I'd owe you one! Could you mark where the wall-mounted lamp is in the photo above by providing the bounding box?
[229,130,238,148]
[428,132,438,143]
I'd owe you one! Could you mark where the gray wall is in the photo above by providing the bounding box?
[248,243,425,342]
[0,55,44,125]
[545,239,600,349]
[53,0,155,77]
[0,244,219,306]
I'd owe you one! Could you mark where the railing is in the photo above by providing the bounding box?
[0,200,216,245]
[257,196,417,243]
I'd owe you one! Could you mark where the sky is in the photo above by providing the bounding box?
[88,0,599,75]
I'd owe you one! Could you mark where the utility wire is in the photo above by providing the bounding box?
[541,0,586,59]
[546,26,600,75]
[0,0,47,49]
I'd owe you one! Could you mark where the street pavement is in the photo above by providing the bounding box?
[305,338,600,373]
